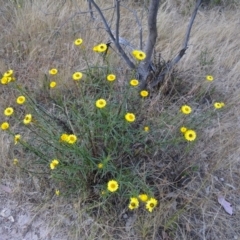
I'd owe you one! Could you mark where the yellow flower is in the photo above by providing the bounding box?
[60,133,69,142]
[128,197,139,210]
[130,79,139,86]
[49,68,58,75]
[107,74,116,82]
[68,134,77,144]
[93,43,107,52]
[107,180,119,192]
[214,102,225,109]
[132,50,146,61]
[13,159,19,165]
[55,189,60,196]
[184,129,197,141]
[146,198,158,212]
[50,159,59,170]
[4,107,14,116]
[206,75,214,81]
[72,72,83,81]
[180,127,187,133]
[4,70,13,77]
[125,113,136,122]
[50,81,57,88]
[180,105,192,114]
[138,194,148,202]
[23,114,32,125]
[140,90,149,97]
[144,126,149,132]
[96,99,107,108]
[98,163,103,169]
[16,96,26,104]
[1,77,9,85]
[74,38,83,46]
[1,122,9,130]
[14,134,21,144]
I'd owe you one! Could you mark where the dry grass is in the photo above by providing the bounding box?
[0,0,240,239]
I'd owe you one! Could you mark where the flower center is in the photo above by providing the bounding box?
[150,203,154,208]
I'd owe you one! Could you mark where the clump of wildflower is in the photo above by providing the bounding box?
[146,198,158,212]
[107,180,119,192]
[106,74,116,82]
[68,134,77,144]
[128,197,139,210]
[206,75,214,81]
[1,122,9,130]
[49,68,58,75]
[50,81,57,88]
[55,190,60,196]
[130,79,139,86]
[4,107,14,116]
[138,194,148,202]
[214,102,225,109]
[4,69,13,77]
[140,90,149,98]
[23,114,32,125]
[184,129,197,141]
[14,134,21,144]
[96,99,107,109]
[50,159,59,170]
[180,127,187,133]
[144,126,149,132]
[74,38,83,46]
[132,50,146,61]
[180,105,192,114]
[98,163,103,169]
[13,159,19,165]
[93,43,107,52]
[72,72,83,81]
[125,113,136,122]
[16,96,26,104]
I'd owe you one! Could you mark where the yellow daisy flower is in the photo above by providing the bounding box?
[132,50,146,61]
[49,68,58,75]
[140,90,149,97]
[50,159,59,170]
[16,96,26,104]
[146,198,158,212]
[130,79,139,86]
[60,133,69,142]
[4,70,13,77]
[180,127,187,133]
[98,163,103,169]
[4,107,14,116]
[74,38,83,46]
[93,43,107,52]
[50,81,57,88]
[138,194,148,202]
[184,129,197,141]
[206,75,214,81]
[107,74,116,82]
[72,72,83,81]
[128,197,139,210]
[214,102,225,109]
[14,134,21,144]
[1,77,9,85]
[107,180,119,192]
[125,113,136,122]
[180,105,192,114]
[96,99,107,108]
[1,122,9,130]
[68,134,77,144]
[144,126,149,132]
[23,114,32,125]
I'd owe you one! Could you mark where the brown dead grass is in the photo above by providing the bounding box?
[0,0,240,239]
